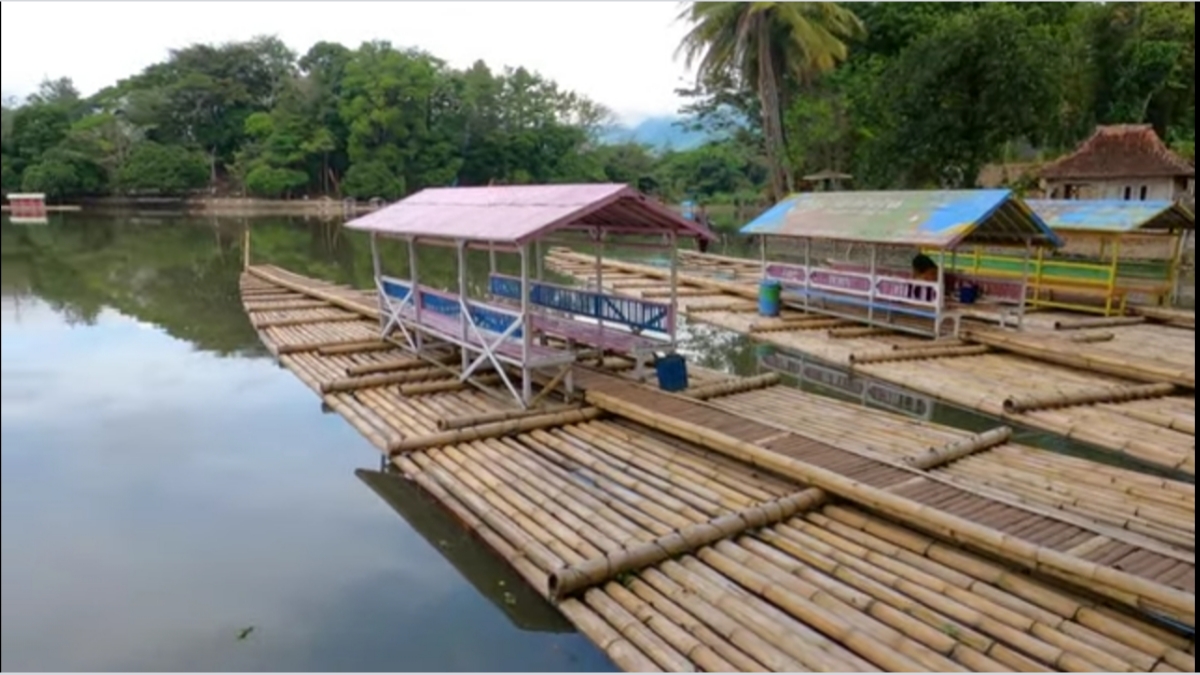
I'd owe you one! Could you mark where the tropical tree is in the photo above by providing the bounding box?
[676,1,863,200]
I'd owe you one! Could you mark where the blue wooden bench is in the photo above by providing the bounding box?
[488,274,674,377]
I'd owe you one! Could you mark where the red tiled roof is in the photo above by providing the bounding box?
[1041,125,1194,181]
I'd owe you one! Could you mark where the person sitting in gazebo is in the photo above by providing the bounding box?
[909,253,940,303]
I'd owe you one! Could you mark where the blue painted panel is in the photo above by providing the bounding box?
[490,275,671,333]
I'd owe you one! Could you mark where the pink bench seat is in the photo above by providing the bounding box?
[530,314,665,356]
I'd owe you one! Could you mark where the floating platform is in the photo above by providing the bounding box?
[545,249,1196,477]
[238,265,1196,672]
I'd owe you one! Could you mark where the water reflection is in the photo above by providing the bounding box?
[1,215,613,672]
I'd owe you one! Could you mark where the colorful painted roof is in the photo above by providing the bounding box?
[1040,125,1194,181]
[344,184,714,245]
[1027,199,1195,234]
[739,189,1062,249]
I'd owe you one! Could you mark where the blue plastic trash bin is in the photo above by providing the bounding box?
[759,279,782,317]
[655,353,689,392]
[958,283,980,304]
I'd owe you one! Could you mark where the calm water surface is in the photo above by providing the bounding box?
[1,213,613,671]
[3,212,1184,671]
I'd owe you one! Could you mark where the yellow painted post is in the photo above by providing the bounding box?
[1104,236,1119,316]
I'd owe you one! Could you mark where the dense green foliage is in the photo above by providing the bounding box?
[682,1,1195,192]
[1,2,1194,216]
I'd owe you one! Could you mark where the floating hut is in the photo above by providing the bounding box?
[344,184,714,407]
[934,199,1195,315]
[740,189,1063,337]
[4,192,49,224]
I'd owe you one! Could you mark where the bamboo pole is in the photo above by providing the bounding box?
[399,373,503,397]
[963,329,1195,389]
[1068,331,1116,343]
[244,300,331,311]
[387,407,604,455]
[684,301,757,314]
[828,326,895,339]
[252,313,364,329]
[345,350,459,376]
[438,404,580,431]
[582,389,1197,625]
[317,341,396,356]
[685,374,781,401]
[751,318,854,333]
[850,344,990,365]
[548,488,826,601]
[320,366,455,394]
[1004,382,1178,414]
[1055,316,1147,330]
[903,427,1013,470]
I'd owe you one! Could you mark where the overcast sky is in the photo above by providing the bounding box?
[1,1,699,125]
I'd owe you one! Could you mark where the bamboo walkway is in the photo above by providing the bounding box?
[237,265,1196,671]
[545,250,1196,476]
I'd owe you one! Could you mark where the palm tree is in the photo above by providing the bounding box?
[676,2,864,201]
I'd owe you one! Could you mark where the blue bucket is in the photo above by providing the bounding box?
[958,283,980,304]
[655,353,689,392]
[759,279,782,317]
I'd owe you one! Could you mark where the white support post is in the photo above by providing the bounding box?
[535,239,544,281]
[668,228,679,349]
[457,239,469,371]
[936,256,947,338]
[803,237,812,312]
[759,234,767,277]
[595,230,605,334]
[1168,228,1186,306]
[520,244,532,405]
[489,244,497,277]
[1019,238,1032,325]
[867,244,878,324]
[408,236,423,352]
[370,232,385,332]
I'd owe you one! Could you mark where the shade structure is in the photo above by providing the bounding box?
[740,189,1062,249]
[344,183,715,245]
[1027,199,1195,234]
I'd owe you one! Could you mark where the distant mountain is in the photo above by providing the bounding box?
[599,115,713,152]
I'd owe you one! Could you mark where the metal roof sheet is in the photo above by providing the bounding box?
[344,183,714,245]
[739,189,1062,249]
[1027,199,1195,234]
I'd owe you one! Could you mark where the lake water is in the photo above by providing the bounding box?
[0,213,614,672]
[2,212,1184,670]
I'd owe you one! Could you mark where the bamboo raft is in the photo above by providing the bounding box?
[545,250,1196,476]
[238,267,1198,671]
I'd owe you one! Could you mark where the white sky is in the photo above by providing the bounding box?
[1,1,699,125]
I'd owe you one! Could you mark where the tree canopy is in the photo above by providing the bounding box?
[1,3,1194,218]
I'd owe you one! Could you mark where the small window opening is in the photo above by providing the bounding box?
[1139,185,1148,201]
[1124,186,1133,200]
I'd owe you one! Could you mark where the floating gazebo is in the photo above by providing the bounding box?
[741,189,1062,337]
[345,183,714,407]
[935,199,1195,315]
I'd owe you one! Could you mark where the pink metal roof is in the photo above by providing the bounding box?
[343,183,715,245]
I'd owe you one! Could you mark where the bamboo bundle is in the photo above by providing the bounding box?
[751,319,854,333]
[903,427,1013,470]
[963,329,1195,389]
[244,299,331,311]
[276,334,382,355]
[684,301,757,314]
[437,404,580,431]
[320,366,458,394]
[685,374,781,401]
[1130,306,1195,330]
[1068,331,1116,343]
[828,326,896,339]
[584,389,1196,626]
[387,407,603,455]
[1003,382,1177,414]
[548,488,826,601]
[640,288,721,298]
[1055,316,1148,330]
[345,356,436,376]
[315,340,391,356]
[398,372,503,397]
[850,344,990,365]
[747,317,823,332]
